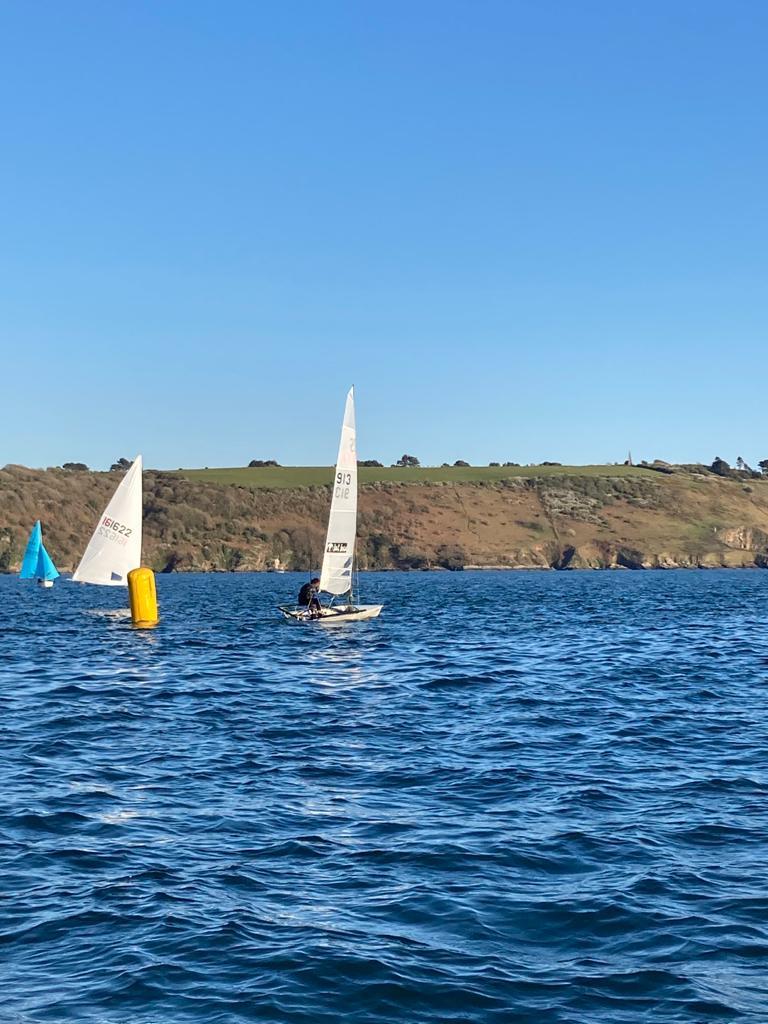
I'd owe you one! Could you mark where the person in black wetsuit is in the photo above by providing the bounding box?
[298,577,322,615]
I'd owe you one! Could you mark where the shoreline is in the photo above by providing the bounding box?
[4,563,768,577]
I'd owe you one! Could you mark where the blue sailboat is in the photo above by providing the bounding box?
[20,521,60,588]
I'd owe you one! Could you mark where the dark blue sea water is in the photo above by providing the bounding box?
[2,570,768,1023]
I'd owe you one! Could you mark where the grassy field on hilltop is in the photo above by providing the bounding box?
[171,464,658,489]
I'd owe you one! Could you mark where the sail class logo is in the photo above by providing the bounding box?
[326,542,348,553]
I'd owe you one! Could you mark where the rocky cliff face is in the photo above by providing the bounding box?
[2,464,768,572]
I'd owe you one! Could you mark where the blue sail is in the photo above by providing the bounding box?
[36,542,60,582]
[20,521,42,579]
[20,521,59,581]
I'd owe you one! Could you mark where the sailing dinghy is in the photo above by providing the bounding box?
[279,388,382,623]
[72,455,143,586]
[20,521,59,588]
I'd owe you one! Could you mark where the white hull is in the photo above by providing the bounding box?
[37,579,54,589]
[279,604,383,623]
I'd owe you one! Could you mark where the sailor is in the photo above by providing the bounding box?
[298,577,322,614]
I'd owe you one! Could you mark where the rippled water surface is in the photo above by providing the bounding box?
[2,570,768,1023]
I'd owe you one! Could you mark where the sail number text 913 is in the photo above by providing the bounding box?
[335,471,352,499]
[97,516,133,546]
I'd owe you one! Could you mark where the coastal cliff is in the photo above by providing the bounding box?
[3,464,768,573]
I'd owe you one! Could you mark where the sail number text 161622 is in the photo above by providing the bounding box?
[97,516,132,546]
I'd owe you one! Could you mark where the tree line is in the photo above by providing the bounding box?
[56,454,768,476]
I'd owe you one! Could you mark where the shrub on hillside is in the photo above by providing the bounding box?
[248,459,280,467]
[710,457,734,478]
[62,462,88,472]
[435,544,466,570]
[0,533,17,572]
[516,519,544,532]
[390,545,429,569]
[360,532,395,569]
[222,547,245,571]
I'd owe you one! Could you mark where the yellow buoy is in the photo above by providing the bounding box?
[128,567,159,628]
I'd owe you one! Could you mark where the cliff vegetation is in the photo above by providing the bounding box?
[4,461,768,573]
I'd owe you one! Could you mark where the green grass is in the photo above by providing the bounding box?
[170,464,658,490]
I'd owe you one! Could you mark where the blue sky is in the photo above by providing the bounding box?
[0,1,765,470]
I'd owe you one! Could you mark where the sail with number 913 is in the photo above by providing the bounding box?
[319,387,357,596]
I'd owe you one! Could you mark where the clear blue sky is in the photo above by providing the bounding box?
[1,1,765,470]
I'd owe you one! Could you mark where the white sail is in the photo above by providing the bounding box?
[319,388,357,596]
[72,455,143,586]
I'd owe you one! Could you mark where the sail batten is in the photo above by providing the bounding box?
[72,455,143,586]
[319,388,357,596]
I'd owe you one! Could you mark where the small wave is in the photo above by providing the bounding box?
[85,608,132,620]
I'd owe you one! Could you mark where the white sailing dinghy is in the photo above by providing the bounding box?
[279,388,382,623]
[72,455,143,586]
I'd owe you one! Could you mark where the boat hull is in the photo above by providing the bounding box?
[37,579,54,589]
[278,604,383,623]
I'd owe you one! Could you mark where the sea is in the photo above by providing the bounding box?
[1,569,767,1023]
